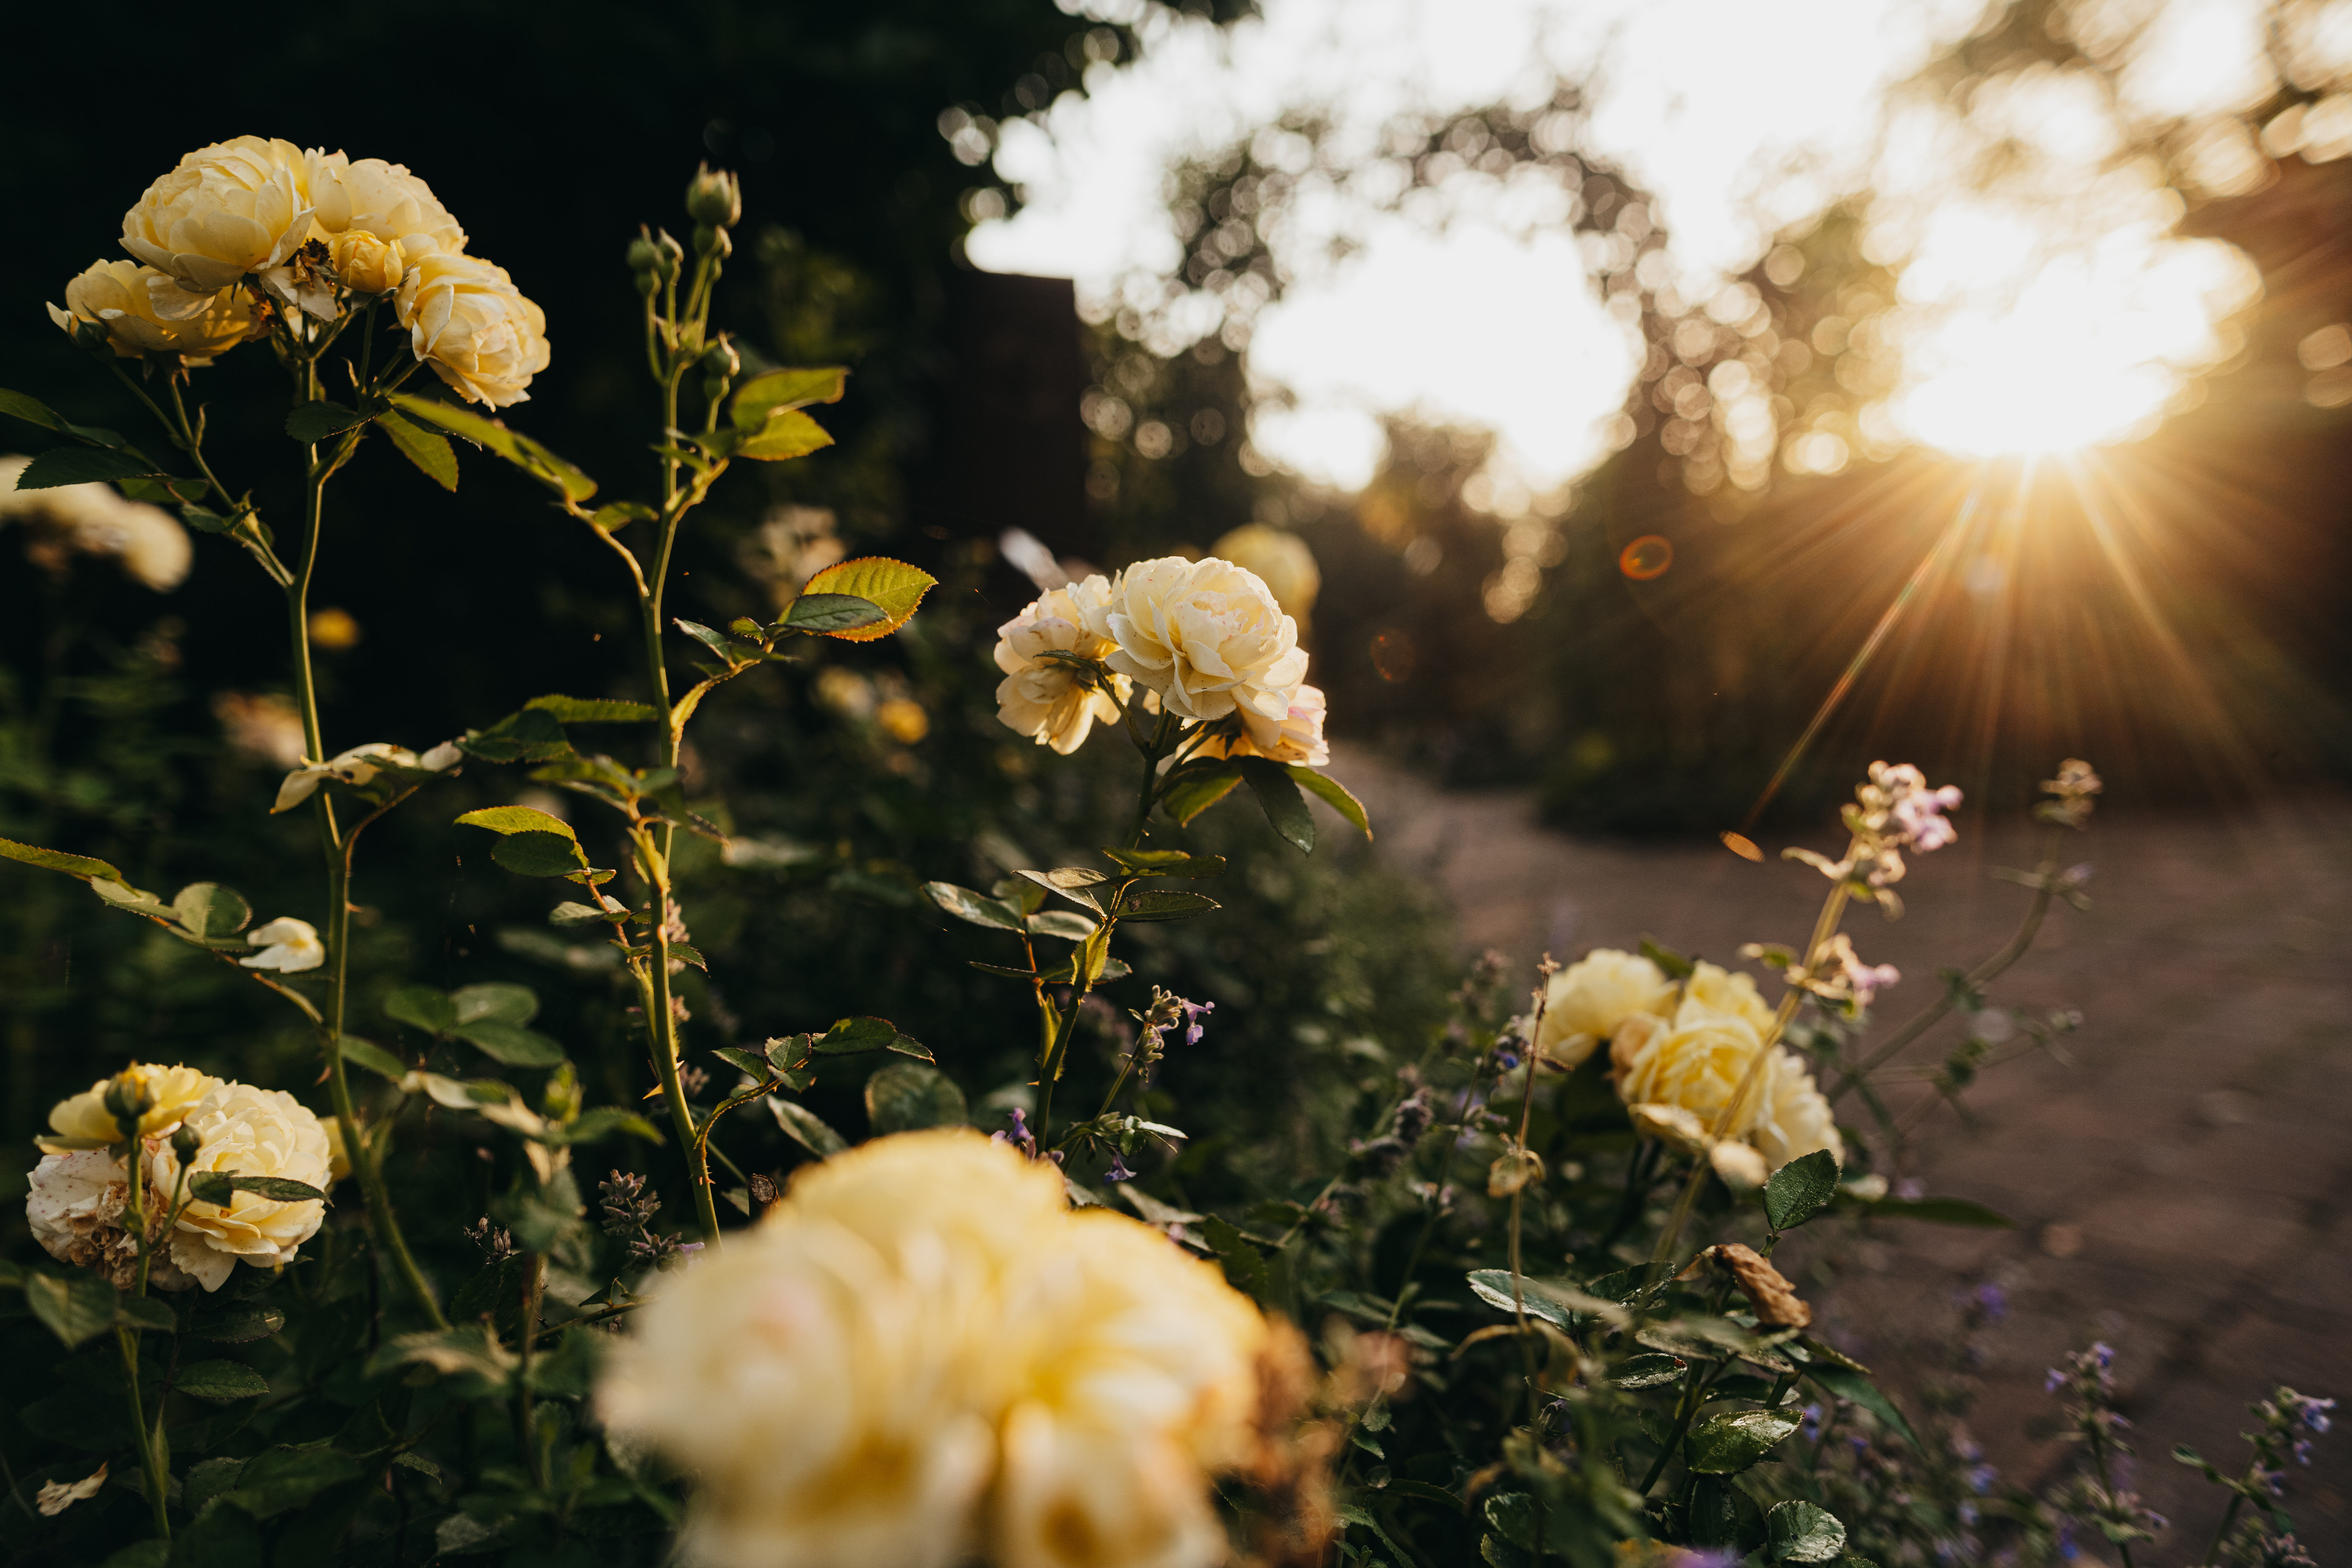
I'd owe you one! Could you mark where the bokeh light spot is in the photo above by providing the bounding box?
[1720,831,1763,862]
[1618,534,1674,581]
[1369,628,1417,682]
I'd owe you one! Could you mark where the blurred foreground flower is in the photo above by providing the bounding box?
[0,455,192,590]
[1534,948,1674,1069]
[239,916,324,972]
[600,1129,1288,1568]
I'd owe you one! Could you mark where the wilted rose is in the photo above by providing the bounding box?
[47,258,255,363]
[395,251,550,408]
[120,136,313,315]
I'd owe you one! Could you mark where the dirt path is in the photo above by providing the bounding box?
[1328,744,2352,1558]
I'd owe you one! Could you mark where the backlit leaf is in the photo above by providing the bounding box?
[730,366,848,428]
[0,835,121,883]
[454,805,577,839]
[388,394,596,501]
[733,408,835,461]
[799,558,935,642]
[865,1061,967,1134]
[525,694,658,724]
[16,447,158,488]
[378,409,458,490]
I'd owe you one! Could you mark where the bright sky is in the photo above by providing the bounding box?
[971,0,2290,492]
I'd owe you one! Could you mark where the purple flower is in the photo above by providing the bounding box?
[1968,1464,1999,1494]
[2057,1524,2080,1561]
[1959,1503,1981,1528]
[2090,1342,2114,1370]
[1495,1050,1521,1071]
[1104,1153,1136,1183]
[2047,1368,2068,1393]
[1181,998,1214,1046]
[1801,1403,1823,1442]
[2293,1440,2312,1466]
[2289,1394,2334,1434]
[990,1108,1039,1160]
[1971,1282,2009,1322]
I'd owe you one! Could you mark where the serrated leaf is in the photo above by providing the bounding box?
[814,1016,900,1054]
[22,1271,117,1349]
[455,1020,565,1067]
[1685,1409,1804,1473]
[16,446,158,488]
[1766,1149,1842,1232]
[1239,756,1314,853]
[172,882,252,940]
[923,880,1024,931]
[388,394,596,502]
[1160,759,1243,825]
[730,366,848,428]
[492,831,585,877]
[460,707,575,764]
[799,558,935,642]
[178,1359,270,1402]
[1099,848,1227,878]
[865,1061,967,1134]
[674,619,738,662]
[734,407,835,461]
[1467,1269,1631,1329]
[768,1095,847,1157]
[1289,767,1372,839]
[1768,1501,1848,1563]
[525,694,658,723]
[221,1444,364,1519]
[1802,1363,1919,1449]
[0,834,122,882]
[0,387,67,431]
[1116,888,1221,922]
[378,408,458,490]
[286,400,370,444]
[116,1295,175,1332]
[713,1046,771,1077]
[341,1034,407,1081]
[454,805,578,839]
[384,985,458,1034]
[779,591,887,634]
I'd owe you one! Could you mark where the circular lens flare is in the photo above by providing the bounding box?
[1619,535,1674,580]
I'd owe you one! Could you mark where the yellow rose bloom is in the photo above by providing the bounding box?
[395,251,550,408]
[600,1129,1271,1568]
[1679,960,1780,1038]
[48,258,255,364]
[1609,1010,1770,1140]
[40,1062,222,1152]
[120,136,313,313]
[327,230,404,294]
[1085,556,1309,728]
[1751,1054,1845,1171]
[303,151,465,259]
[993,577,1126,754]
[1534,948,1674,1069]
[148,1081,332,1291]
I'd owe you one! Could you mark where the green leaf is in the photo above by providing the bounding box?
[865,1061,968,1134]
[590,499,656,530]
[779,591,887,634]
[1768,1501,1848,1563]
[525,694,659,723]
[768,1095,847,1157]
[713,1046,772,1077]
[455,804,577,839]
[1288,767,1372,839]
[814,1016,901,1054]
[542,1107,664,1147]
[923,880,1024,931]
[1765,1149,1843,1232]
[1117,888,1222,922]
[116,1295,176,1333]
[455,1020,565,1067]
[285,400,370,443]
[799,558,936,642]
[730,365,848,427]
[0,387,68,431]
[1237,757,1314,852]
[0,834,121,882]
[387,393,596,502]
[674,618,738,661]
[1854,1196,2016,1227]
[1028,910,1098,941]
[1159,759,1243,825]
[1466,1269,1631,1329]
[492,831,585,877]
[1641,936,1696,980]
[452,982,538,1026]
[191,1173,328,1204]
[733,407,835,460]
[185,1299,286,1343]
[1099,848,1227,878]
[549,900,612,927]
[222,1444,364,1519]
[16,446,158,488]
[172,881,252,940]
[341,1034,407,1081]
[97,1545,172,1568]
[460,707,575,763]
[23,1271,119,1349]
[384,985,458,1035]
[179,1359,271,1402]
[1691,1475,1769,1553]
[377,408,458,490]
[1484,1492,1541,1552]
[1685,1409,1804,1473]
[183,1456,248,1517]
[1607,1352,1690,1389]
[1802,1363,1919,1449]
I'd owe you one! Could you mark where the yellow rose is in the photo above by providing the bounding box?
[47,258,255,363]
[303,151,465,259]
[120,136,313,315]
[1609,1010,1770,1139]
[327,230,404,294]
[600,1130,1270,1568]
[1751,1054,1844,1171]
[40,1062,222,1151]
[318,1115,355,1184]
[1535,948,1674,1069]
[148,1081,332,1291]
[395,251,550,408]
[1680,960,1780,1038]
[1197,682,1329,767]
[993,576,1126,754]
[1085,556,1309,727]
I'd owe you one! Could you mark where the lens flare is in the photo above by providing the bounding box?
[1619,534,1674,580]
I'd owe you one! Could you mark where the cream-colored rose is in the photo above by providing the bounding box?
[1085,556,1309,727]
[327,230,404,294]
[120,136,313,315]
[148,1081,332,1291]
[1199,682,1329,767]
[41,1062,223,1151]
[47,258,254,363]
[395,251,550,408]
[1680,960,1781,1038]
[25,1148,197,1290]
[303,151,465,259]
[0,457,194,593]
[994,577,1126,754]
[1751,1053,1844,1172]
[600,1130,1269,1568]
[1610,1009,1772,1139]
[1535,948,1674,1069]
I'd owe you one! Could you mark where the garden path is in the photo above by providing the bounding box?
[1326,745,2352,1561]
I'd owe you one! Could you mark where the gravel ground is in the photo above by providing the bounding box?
[1327,744,2351,1561]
